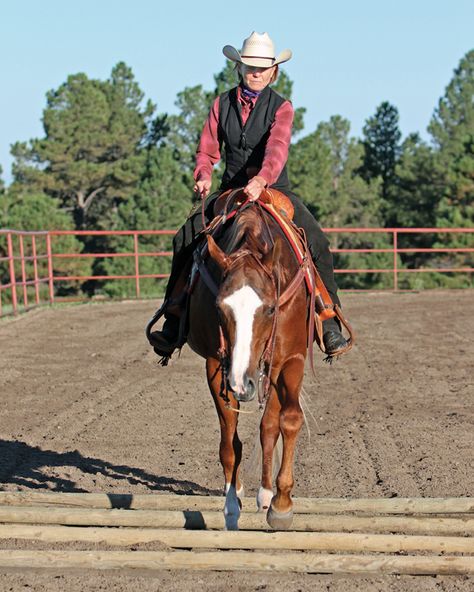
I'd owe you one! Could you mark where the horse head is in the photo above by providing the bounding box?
[207,216,282,403]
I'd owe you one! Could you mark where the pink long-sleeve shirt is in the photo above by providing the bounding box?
[194,86,294,187]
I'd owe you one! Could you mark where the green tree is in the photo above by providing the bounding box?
[360,101,402,211]
[288,127,333,219]
[383,133,446,288]
[0,190,92,299]
[11,62,155,229]
[289,116,388,288]
[389,134,441,228]
[100,144,193,298]
[289,116,382,223]
[427,49,474,287]
[165,85,215,181]
[429,49,474,226]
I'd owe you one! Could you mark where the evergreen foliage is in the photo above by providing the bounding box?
[100,144,193,298]
[2,50,473,295]
[11,63,155,230]
[0,189,92,300]
[422,50,474,287]
[360,101,402,214]
[429,50,474,240]
[289,116,388,288]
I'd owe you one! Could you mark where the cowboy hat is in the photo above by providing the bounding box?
[223,32,292,68]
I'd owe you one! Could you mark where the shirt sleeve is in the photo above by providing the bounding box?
[258,100,294,186]
[194,97,221,182]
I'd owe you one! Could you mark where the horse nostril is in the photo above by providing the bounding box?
[245,377,256,398]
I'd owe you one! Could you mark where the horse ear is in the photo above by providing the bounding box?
[262,237,282,273]
[207,234,229,272]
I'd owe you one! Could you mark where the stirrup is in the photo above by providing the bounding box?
[146,298,189,361]
[145,301,167,344]
[322,305,355,362]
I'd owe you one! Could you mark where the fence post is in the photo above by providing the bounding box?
[7,232,18,315]
[393,230,398,291]
[46,233,54,305]
[32,235,40,305]
[19,234,28,309]
[134,232,140,299]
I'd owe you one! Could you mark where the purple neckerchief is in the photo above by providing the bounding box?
[241,87,261,100]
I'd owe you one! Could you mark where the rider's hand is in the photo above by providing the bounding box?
[194,179,212,199]
[243,175,267,202]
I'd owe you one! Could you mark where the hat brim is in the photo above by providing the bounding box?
[223,45,292,68]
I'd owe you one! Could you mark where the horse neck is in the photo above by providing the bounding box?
[224,207,296,286]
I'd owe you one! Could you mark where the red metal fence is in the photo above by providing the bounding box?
[1,227,473,317]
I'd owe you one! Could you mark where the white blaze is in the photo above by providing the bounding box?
[223,285,262,394]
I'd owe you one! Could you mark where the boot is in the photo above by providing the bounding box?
[322,316,348,356]
[146,253,193,358]
[150,314,181,357]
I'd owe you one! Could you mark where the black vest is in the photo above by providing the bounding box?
[218,85,290,190]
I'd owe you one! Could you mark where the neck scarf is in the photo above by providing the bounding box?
[242,87,261,100]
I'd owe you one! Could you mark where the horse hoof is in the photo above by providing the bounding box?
[224,518,239,531]
[266,505,294,530]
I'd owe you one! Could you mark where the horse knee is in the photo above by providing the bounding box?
[280,409,304,435]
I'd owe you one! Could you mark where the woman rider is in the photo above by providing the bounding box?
[149,32,348,357]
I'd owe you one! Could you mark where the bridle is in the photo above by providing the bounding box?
[194,205,311,411]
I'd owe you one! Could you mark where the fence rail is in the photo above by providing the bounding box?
[1,227,472,317]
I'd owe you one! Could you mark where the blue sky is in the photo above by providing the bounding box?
[1,0,473,184]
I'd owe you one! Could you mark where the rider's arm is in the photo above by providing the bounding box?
[194,97,221,183]
[258,100,294,186]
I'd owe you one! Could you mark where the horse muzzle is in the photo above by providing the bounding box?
[231,374,256,403]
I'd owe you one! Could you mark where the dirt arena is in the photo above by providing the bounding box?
[0,291,473,591]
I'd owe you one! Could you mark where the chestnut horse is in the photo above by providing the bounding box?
[187,190,311,530]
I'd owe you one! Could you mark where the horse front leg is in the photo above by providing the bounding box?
[206,357,243,530]
[257,384,281,512]
[266,354,305,530]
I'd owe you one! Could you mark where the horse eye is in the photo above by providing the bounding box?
[267,305,276,316]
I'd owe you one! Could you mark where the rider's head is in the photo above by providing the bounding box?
[223,32,291,91]
[236,64,279,92]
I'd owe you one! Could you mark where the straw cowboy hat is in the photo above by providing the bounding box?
[223,32,292,68]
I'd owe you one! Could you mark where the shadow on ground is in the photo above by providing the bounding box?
[0,439,221,495]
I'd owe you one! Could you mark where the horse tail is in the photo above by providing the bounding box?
[299,387,319,445]
[243,429,283,484]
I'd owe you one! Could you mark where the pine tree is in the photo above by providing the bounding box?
[360,101,402,209]
[427,49,474,287]
[429,49,474,226]
[289,116,387,288]
[11,63,155,229]
[100,144,193,298]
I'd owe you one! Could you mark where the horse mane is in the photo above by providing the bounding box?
[225,206,272,257]
[221,204,295,284]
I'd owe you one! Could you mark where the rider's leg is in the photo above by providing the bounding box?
[283,190,348,354]
[149,193,219,355]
